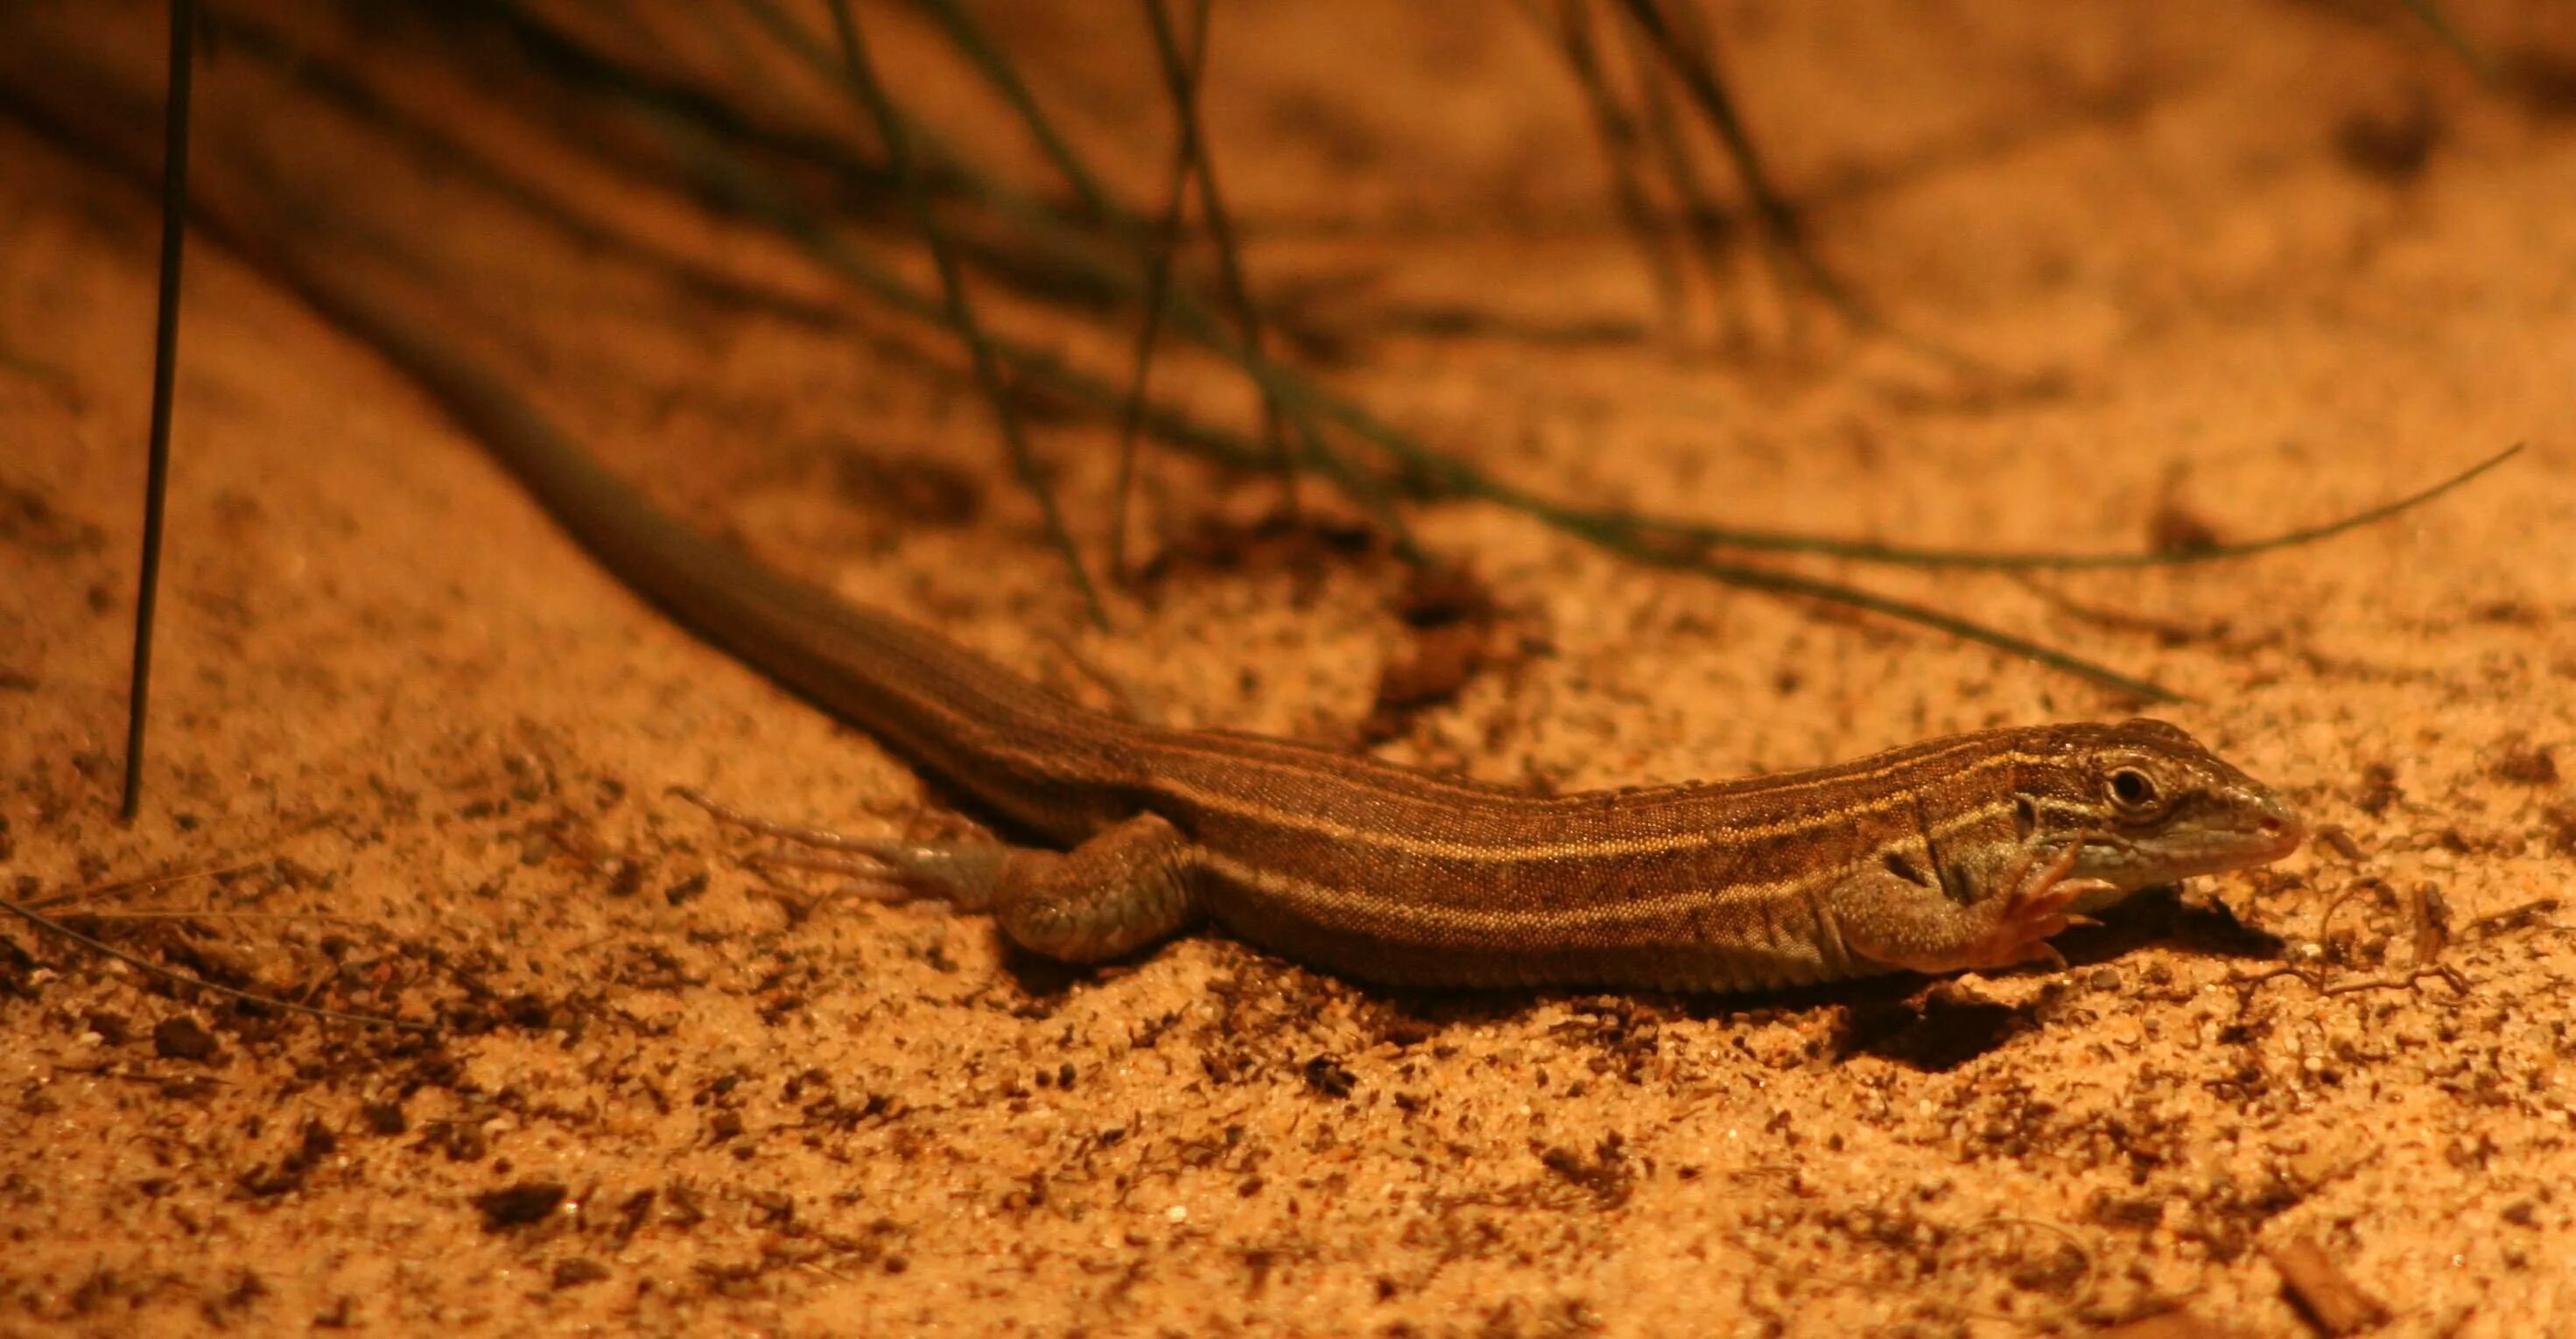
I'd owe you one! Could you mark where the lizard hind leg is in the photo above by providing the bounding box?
[675,789,1201,964]
[838,813,1202,963]
[784,815,1204,964]
[986,812,1204,964]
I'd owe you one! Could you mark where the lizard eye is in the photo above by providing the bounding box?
[2107,768,2160,811]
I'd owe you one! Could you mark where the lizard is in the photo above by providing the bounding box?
[302,277,2306,994]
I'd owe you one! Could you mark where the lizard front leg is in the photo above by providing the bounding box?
[1830,838,2113,978]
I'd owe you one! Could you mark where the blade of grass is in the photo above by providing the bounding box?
[1618,0,1906,345]
[121,0,196,821]
[1156,291,2521,576]
[904,0,1119,220]
[1607,540,2184,703]
[1,893,432,1032]
[1611,0,1744,346]
[22,861,264,914]
[656,111,1266,463]
[2395,0,2495,81]
[1591,442,2526,570]
[1610,0,1997,371]
[737,0,1378,552]
[817,0,1106,625]
[1142,0,1298,512]
[460,0,1163,319]
[1542,0,1688,337]
[1089,299,2172,693]
[1110,0,1212,578]
[1610,0,1872,330]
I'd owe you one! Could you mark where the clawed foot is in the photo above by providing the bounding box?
[1961,838,2116,972]
[670,787,1007,911]
[672,791,1200,963]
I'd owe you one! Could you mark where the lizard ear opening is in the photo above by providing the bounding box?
[2011,794,2039,839]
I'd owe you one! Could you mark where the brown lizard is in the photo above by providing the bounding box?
[304,278,2305,993]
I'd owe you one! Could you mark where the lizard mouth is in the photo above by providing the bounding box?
[2172,795,2306,878]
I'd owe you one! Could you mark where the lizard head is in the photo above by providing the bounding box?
[2032,717,2304,893]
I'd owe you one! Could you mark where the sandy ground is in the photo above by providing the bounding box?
[4,1,2575,1335]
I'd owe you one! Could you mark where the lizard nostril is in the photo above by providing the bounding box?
[2255,796,2305,846]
